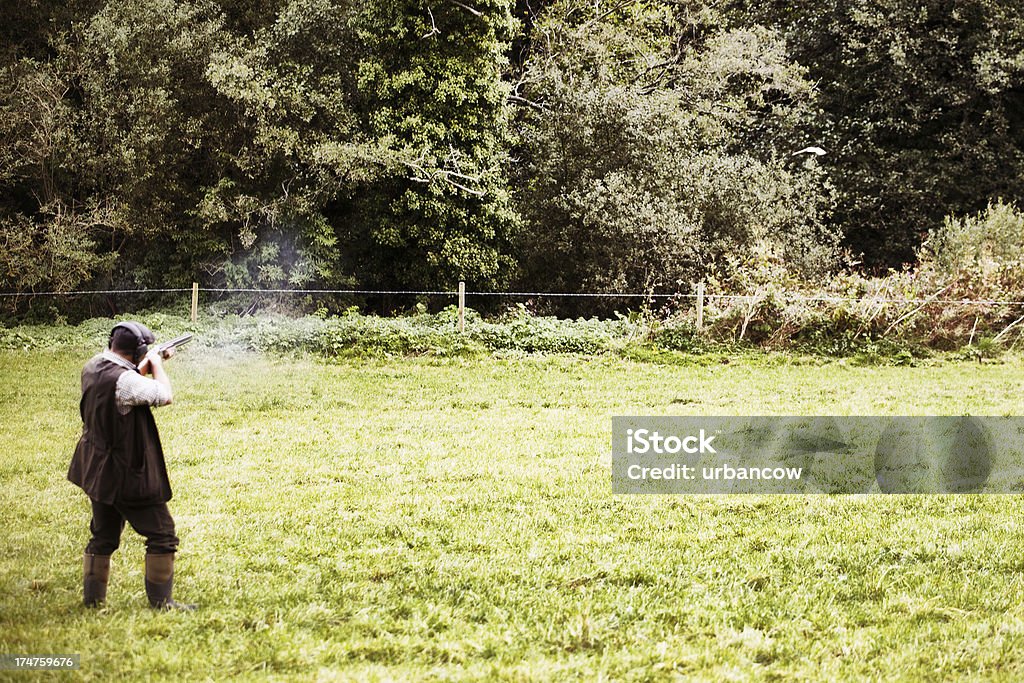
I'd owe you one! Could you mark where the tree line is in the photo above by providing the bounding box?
[2,0,1023,312]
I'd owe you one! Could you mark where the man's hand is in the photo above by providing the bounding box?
[138,350,161,376]
[137,349,173,403]
[137,347,175,376]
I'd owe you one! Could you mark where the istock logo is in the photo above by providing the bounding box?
[626,428,717,454]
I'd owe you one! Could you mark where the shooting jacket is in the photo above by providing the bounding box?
[68,355,172,505]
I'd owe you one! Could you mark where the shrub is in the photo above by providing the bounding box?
[924,199,1024,275]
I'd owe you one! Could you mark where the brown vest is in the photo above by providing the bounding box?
[67,355,172,505]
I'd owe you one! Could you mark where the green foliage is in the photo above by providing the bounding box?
[203,307,641,357]
[473,309,634,353]
[0,57,118,293]
[3,0,1024,320]
[925,199,1024,274]
[2,297,1012,363]
[651,321,712,354]
[68,0,231,281]
[0,0,520,301]
[511,1,839,308]
[203,0,363,288]
[0,205,117,293]
[0,316,121,351]
[340,0,520,290]
[727,0,1024,267]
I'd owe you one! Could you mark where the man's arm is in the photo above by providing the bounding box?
[115,350,173,412]
[140,350,173,404]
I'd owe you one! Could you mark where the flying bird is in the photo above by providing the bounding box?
[792,146,827,156]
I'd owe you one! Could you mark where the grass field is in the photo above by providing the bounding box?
[2,347,1024,680]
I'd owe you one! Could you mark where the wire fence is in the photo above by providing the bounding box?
[6,282,1024,346]
[3,286,1024,307]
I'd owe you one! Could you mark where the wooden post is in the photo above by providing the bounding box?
[458,281,466,334]
[695,282,705,332]
[191,282,199,323]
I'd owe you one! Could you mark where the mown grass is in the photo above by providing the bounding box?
[2,347,1024,681]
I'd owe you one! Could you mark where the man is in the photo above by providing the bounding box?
[67,321,194,610]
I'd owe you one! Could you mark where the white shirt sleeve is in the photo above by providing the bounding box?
[115,371,172,415]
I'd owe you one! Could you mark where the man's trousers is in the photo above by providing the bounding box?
[85,499,179,555]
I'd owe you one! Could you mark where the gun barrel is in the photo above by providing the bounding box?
[156,333,194,353]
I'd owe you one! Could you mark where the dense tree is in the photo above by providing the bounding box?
[1,0,237,293]
[205,0,520,290]
[2,0,1022,309]
[723,0,1024,268]
[1,0,519,296]
[336,0,519,290]
[0,42,114,293]
[69,0,233,286]
[0,0,105,61]
[202,0,362,288]
[510,0,838,302]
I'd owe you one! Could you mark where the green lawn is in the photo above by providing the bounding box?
[2,349,1024,680]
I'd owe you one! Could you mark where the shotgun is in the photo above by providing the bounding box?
[154,333,194,357]
[137,333,193,375]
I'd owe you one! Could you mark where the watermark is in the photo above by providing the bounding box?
[613,417,1024,494]
[0,655,80,670]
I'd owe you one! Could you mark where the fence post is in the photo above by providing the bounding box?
[696,282,705,332]
[191,282,199,323]
[458,281,466,334]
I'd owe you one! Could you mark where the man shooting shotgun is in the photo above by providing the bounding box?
[67,321,195,610]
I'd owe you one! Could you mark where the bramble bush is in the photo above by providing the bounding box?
[629,201,1024,353]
